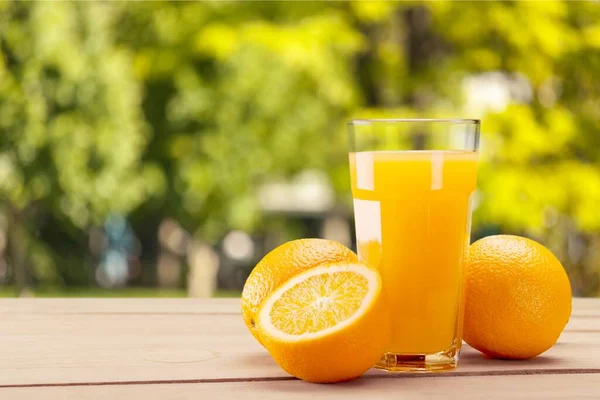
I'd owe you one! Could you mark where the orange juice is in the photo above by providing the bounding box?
[350,150,478,355]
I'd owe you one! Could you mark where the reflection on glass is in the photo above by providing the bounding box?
[348,119,480,372]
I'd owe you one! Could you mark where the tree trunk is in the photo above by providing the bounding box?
[8,208,30,297]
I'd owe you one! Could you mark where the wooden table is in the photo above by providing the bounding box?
[1,298,599,399]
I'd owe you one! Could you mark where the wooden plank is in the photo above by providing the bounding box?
[0,296,594,331]
[566,317,600,332]
[0,307,599,386]
[2,374,600,400]
[0,298,241,315]
[571,298,600,312]
[570,298,600,318]
[0,297,594,316]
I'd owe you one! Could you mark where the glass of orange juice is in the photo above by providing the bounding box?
[347,119,480,372]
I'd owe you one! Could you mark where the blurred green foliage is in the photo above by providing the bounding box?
[1,1,599,295]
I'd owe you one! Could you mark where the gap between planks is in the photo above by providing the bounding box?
[1,368,600,390]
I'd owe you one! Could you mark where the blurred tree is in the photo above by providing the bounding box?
[114,1,362,242]
[425,1,600,295]
[330,1,600,295]
[114,1,600,294]
[0,2,163,293]
[1,1,599,296]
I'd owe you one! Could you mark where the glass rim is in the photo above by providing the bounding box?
[348,118,480,126]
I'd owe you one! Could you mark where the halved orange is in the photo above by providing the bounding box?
[256,262,390,383]
[241,239,358,344]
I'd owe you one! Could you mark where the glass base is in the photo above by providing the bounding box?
[374,346,459,372]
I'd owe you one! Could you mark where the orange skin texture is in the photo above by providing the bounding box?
[464,235,572,359]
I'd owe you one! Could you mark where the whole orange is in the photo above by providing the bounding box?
[464,235,572,359]
[241,239,358,344]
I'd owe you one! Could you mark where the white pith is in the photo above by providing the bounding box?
[258,263,379,342]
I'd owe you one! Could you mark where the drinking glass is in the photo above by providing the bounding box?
[347,118,480,372]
